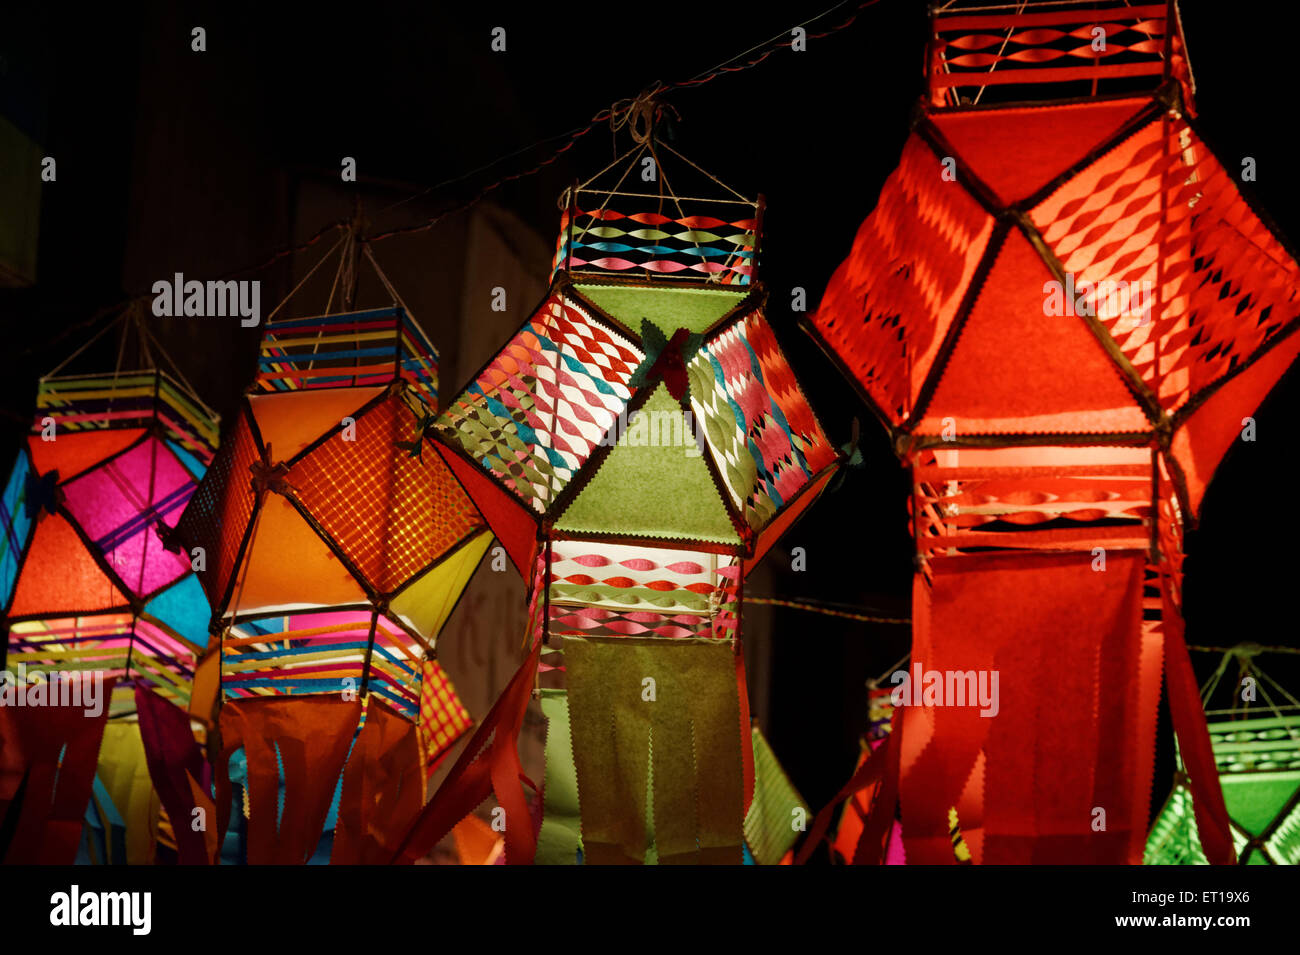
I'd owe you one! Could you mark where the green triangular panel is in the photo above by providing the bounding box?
[1223,775,1300,835]
[575,284,746,337]
[554,383,741,545]
[744,725,809,865]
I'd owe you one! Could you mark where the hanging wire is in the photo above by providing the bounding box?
[376,1,875,218]
[43,291,219,426]
[571,140,650,264]
[745,595,909,625]
[569,89,759,285]
[575,140,650,193]
[655,140,753,202]
[869,651,912,688]
[107,302,134,420]
[363,243,418,327]
[137,323,218,420]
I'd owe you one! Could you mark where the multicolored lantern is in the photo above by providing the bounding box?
[1,359,218,864]
[2,370,217,712]
[803,0,1296,864]
[403,137,840,865]
[175,302,489,863]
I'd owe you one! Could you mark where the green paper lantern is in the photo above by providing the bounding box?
[429,140,840,864]
[1146,714,1300,865]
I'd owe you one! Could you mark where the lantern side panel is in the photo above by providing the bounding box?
[287,391,484,595]
[811,134,995,424]
[61,436,198,599]
[552,383,742,546]
[1032,118,1300,419]
[176,409,260,611]
[690,310,837,531]
[436,293,642,512]
[573,283,748,337]
[915,228,1149,435]
[0,449,33,609]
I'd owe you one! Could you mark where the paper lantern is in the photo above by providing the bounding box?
[1146,713,1300,865]
[408,138,840,865]
[0,365,218,863]
[2,370,217,713]
[804,1,1292,864]
[174,304,489,863]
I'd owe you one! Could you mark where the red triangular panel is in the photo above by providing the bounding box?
[433,439,538,577]
[8,513,129,616]
[29,429,147,482]
[916,229,1149,435]
[811,133,996,424]
[932,98,1151,206]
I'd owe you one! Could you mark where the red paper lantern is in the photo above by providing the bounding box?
[804,1,1292,864]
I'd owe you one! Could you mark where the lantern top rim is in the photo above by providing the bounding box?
[925,0,1195,114]
[253,304,440,407]
[552,137,763,289]
[29,365,219,457]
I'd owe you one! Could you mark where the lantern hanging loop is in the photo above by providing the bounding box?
[609,82,672,145]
